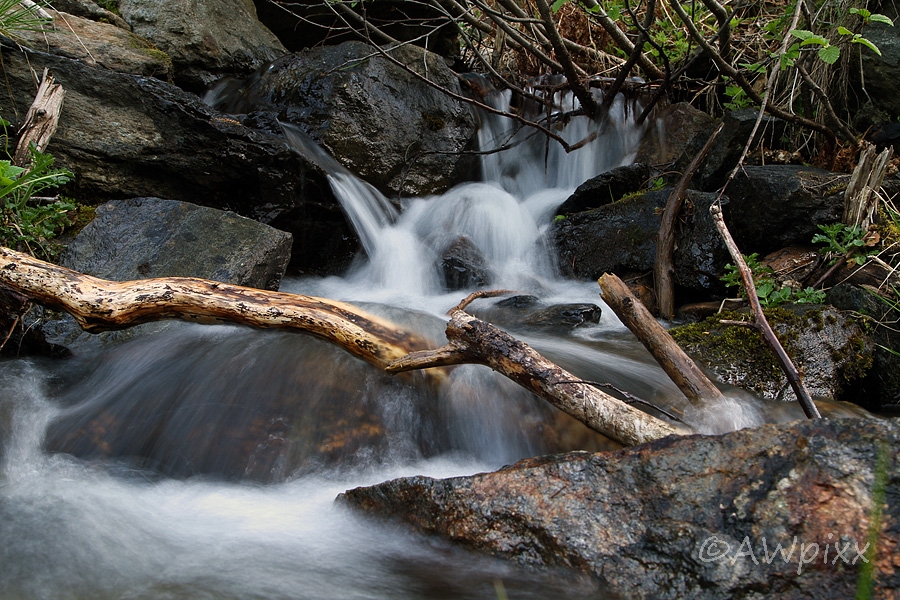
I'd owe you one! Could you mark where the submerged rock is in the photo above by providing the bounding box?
[340,417,899,600]
[440,237,489,291]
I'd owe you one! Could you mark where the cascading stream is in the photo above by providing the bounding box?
[0,87,844,599]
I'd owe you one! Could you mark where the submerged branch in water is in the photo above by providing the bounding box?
[387,306,687,446]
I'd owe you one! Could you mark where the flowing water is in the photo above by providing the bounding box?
[0,90,858,598]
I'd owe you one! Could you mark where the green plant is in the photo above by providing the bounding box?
[722,253,825,308]
[790,10,893,65]
[0,142,74,259]
[0,0,51,38]
[812,223,878,265]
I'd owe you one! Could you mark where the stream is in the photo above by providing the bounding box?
[0,89,848,598]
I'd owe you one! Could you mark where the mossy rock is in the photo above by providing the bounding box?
[671,304,874,404]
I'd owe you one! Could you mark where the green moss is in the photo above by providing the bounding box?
[127,34,172,66]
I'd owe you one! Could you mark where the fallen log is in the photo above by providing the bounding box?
[598,273,726,405]
[387,305,686,447]
[0,246,434,370]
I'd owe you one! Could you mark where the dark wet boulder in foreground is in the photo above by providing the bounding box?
[340,417,900,600]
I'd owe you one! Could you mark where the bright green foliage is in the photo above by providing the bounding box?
[722,253,825,307]
[790,10,892,66]
[0,143,75,259]
[812,223,877,265]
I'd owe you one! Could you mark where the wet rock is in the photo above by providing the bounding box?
[469,298,602,332]
[340,417,900,600]
[209,40,478,197]
[555,163,651,215]
[40,198,293,354]
[635,102,716,166]
[827,283,900,409]
[118,0,287,92]
[0,36,353,275]
[440,237,489,291]
[671,304,874,403]
[552,188,728,295]
[13,10,171,79]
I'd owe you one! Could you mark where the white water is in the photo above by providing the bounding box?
[0,90,830,598]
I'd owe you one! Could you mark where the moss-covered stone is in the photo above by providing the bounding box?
[671,305,874,402]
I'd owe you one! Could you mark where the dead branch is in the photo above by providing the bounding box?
[0,246,435,371]
[13,68,64,167]
[709,204,822,419]
[844,142,893,229]
[654,121,724,320]
[387,307,686,446]
[598,273,726,405]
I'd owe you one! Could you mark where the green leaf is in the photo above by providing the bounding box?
[852,36,882,55]
[790,29,815,41]
[849,7,870,18]
[869,14,894,26]
[837,26,854,36]
[551,0,567,12]
[799,35,830,47]
[819,44,841,64]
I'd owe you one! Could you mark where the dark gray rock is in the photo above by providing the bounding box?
[469,297,602,332]
[209,40,478,197]
[555,163,650,215]
[552,188,728,294]
[440,237,489,291]
[340,417,900,600]
[118,0,287,92]
[0,36,354,275]
[725,165,847,255]
[677,109,785,191]
[671,304,874,403]
[827,283,900,409]
[41,198,293,354]
[859,19,900,123]
[45,0,128,28]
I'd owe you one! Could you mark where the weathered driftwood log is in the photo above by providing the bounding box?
[598,273,726,405]
[709,204,821,419]
[844,141,893,230]
[0,246,434,370]
[12,68,65,167]
[387,307,686,446]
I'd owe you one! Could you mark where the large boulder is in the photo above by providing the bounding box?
[117,0,287,92]
[40,198,293,354]
[635,102,716,167]
[210,40,478,197]
[340,417,900,600]
[0,36,354,274]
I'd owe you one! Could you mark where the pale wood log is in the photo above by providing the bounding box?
[13,68,65,167]
[599,273,726,405]
[654,121,724,320]
[709,204,821,419]
[0,246,435,370]
[388,308,686,447]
